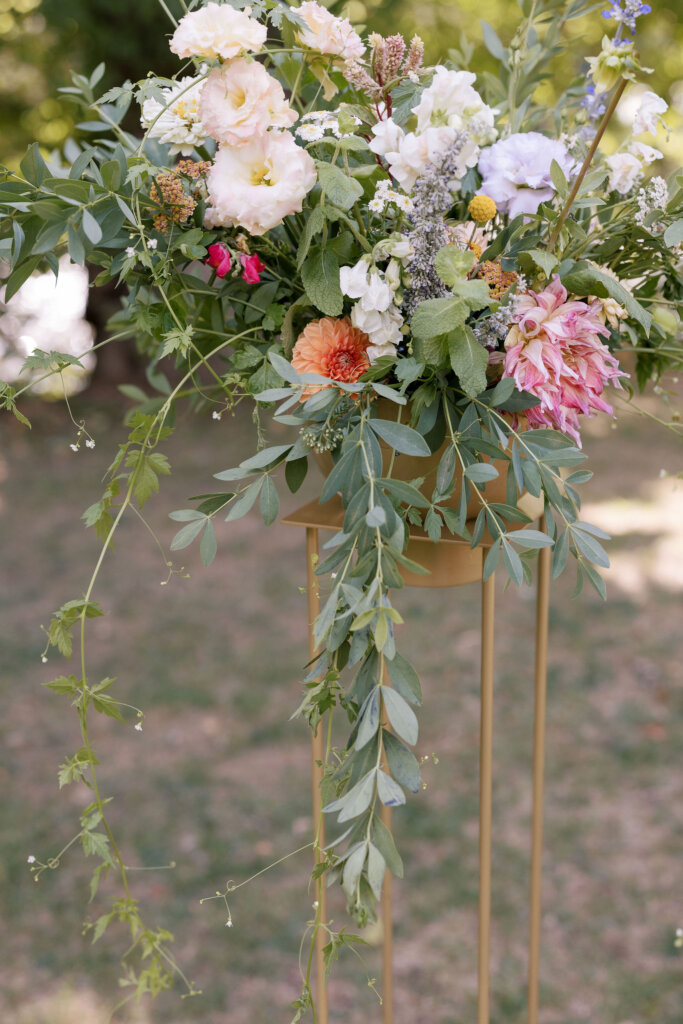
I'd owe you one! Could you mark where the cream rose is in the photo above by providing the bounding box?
[296,1,365,60]
[170,2,266,60]
[200,60,297,146]
[205,131,317,236]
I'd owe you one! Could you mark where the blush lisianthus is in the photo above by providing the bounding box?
[502,276,625,444]
[292,317,370,393]
[200,60,297,146]
[170,2,267,60]
[140,76,207,156]
[296,1,365,59]
[478,133,575,217]
[205,131,317,236]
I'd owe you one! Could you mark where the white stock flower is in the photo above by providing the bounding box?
[412,67,496,144]
[296,1,365,59]
[200,60,297,146]
[384,125,455,192]
[350,304,403,362]
[170,2,266,60]
[340,261,394,311]
[605,151,642,193]
[205,132,317,236]
[140,76,207,156]
[628,141,663,164]
[478,132,575,217]
[385,258,402,291]
[375,235,413,261]
[368,117,405,158]
[631,90,668,136]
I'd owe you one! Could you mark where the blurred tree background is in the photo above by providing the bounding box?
[1,0,681,170]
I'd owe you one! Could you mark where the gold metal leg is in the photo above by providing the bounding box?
[306,528,329,1024]
[478,572,495,1024]
[381,802,394,1024]
[527,544,551,1024]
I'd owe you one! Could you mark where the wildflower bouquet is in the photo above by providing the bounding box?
[1,0,682,1012]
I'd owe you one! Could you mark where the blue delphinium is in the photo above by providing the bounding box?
[601,0,651,35]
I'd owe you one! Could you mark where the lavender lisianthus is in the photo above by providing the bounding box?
[477,132,575,218]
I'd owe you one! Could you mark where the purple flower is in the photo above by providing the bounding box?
[477,133,575,218]
[601,0,651,34]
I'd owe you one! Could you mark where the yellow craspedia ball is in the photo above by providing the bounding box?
[468,195,497,223]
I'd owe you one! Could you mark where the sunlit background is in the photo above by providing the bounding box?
[0,2,681,1023]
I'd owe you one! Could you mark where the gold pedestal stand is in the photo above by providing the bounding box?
[283,494,551,1024]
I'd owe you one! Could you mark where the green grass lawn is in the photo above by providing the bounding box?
[1,393,681,1024]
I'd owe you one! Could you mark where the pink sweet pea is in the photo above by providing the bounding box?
[240,253,265,284]
[206,243,232,278]
[502,276,627,445]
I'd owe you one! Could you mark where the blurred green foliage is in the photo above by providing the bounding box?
[0,0,681,167]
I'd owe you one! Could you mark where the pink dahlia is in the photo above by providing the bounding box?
[502,276,626,445]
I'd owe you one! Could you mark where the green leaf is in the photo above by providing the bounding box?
[465,462,499,485]
[663,219,683,247]
[508,529,554,548]
[44,674,80,695]
[372,816,404,877]
[502,539,524,585]
[355,687,380,749]
[20,143,48,186]
[260,475,280,526]
[170,518,205,550]
[316,162,364,210]
[448,327,489,397]
[367,843,386,900]
[377,769,406,807]
[81,208,103,244]
[411,296,468,340]
[383,731,421,792]
[386,651,422,705]
[549,159,568,195]
[240,444,291,470]
[200,520,217,566]
[3,256,41,302]
[480,19,506,60]
[225,478,264,522]
[301,246,343,316]
[433,247,475,286]
[285,457,308,493]
[518,248,559,278]
[297,205,325,269]
[342,843,367,898]
[369,418,430,456]
[560,261,652,335]
[382,687,418,746]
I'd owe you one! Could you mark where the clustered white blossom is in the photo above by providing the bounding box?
[634,176,668,229]
[295,110,361,142]
[369,68,495,192]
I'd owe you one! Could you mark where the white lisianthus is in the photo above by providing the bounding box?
[170,2,267,60]
[200,60,297,146]
[478,132,575,217]
[350,304,403,362]
[140,76,207,155]
[296,1,365,59]
[412,67,496,145]
[605,152,642,193]
[205,132,317,236]
[631,90,668,136]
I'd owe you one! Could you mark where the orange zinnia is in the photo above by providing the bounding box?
[292,317,370,394]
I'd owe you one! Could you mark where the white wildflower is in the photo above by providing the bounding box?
[212,411,222,420]
[69,443,78,452]
[125,246,136,258]
[135,722,143,732]
[147,238,158,250]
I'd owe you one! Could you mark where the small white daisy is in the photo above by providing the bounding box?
[368,198,384,213]
[296,124,324,142]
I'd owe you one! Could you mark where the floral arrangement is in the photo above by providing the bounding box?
[1,0,681,1016]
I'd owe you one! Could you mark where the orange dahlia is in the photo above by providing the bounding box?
[292,317,370,394]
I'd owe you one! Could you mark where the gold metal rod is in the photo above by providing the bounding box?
[478,572,495,1024]
[527,544,551,1024]
[306,528,329,1024]
[380,801,394,1024]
